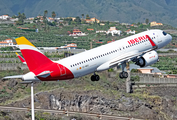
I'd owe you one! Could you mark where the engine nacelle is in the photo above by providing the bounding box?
[136,50,158,67]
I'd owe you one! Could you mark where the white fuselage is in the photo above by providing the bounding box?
[56,29,172,78]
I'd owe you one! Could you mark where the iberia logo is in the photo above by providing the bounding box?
[127,35,147,45]
[149,55,155,59]
[127,35,156,47]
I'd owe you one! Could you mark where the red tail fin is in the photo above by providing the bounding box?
[15,37,53,71]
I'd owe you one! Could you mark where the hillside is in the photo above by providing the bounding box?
[1,0,177,27]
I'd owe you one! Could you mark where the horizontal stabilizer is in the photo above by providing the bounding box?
[37,71,52,78]
[3,75,23,80]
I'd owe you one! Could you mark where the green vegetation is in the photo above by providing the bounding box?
[151,56,177,74]
[0,19,175,50]
[130,75,140,82]
[16,12,26,25]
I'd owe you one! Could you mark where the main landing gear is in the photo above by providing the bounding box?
[119,62,128,79]
[91,73,100,81]
[119,71,128,79]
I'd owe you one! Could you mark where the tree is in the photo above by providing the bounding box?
[86,14,90,20]
[43,10,48,32]
[81,14,84,20]
[22,13,26,19]
[16,12,26,25]
[106,21,109,25]
[145,18,149,24]
[12,15,17,18]
[52,11,56,19]
[74,16,81,24]
[44,10,48,18]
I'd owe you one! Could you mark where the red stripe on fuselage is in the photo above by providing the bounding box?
[145,35,156,47]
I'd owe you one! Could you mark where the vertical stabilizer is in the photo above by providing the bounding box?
[15,37,53,71]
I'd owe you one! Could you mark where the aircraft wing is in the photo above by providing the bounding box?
[97,48,154,71]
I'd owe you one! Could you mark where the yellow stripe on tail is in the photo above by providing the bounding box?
[16,36,36,47]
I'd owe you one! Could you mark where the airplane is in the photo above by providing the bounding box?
[16,52,26,64]
[3,29,172,82]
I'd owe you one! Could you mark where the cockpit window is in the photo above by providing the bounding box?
[163,31,167,36]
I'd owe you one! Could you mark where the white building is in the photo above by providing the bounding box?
[0,39,14,47]
[125,29,136,34]
[0,15,10,20]
[106,27,121,36]
[10,18,18,22]
[69,29,87,36]
[57,43,77,50]
[47,17,54,22]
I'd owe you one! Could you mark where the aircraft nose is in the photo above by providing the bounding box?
[167,34,172,42]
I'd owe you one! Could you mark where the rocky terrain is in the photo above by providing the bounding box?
[0,71,177,119]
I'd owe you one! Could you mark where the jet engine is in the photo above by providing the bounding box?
[135,50,158,67]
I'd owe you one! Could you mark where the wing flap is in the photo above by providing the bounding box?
[97,50,141,71]
[109,50,140,66]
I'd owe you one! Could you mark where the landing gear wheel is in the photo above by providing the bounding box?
[91,75,95,81]
[119,72,128,79]
[91,74,100,81]
[95,75,100,81]
[122,71,128,78]
[119,72,124,79]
